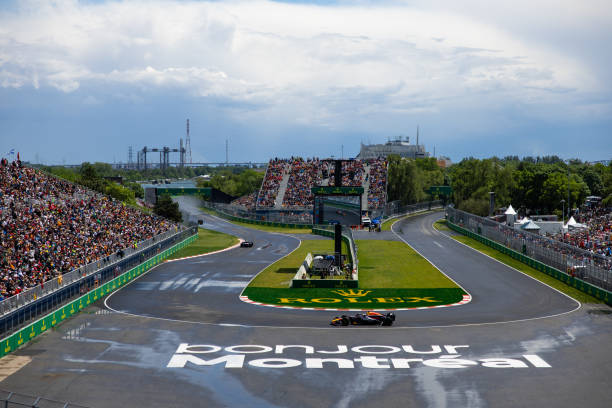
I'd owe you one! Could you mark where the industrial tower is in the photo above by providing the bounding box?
[185,119,192,164]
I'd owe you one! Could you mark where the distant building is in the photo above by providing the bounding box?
[436,156,452,168]
[357,136,429,159]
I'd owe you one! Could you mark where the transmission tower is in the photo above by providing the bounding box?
[185,119,192,164]
[128,146,133,169]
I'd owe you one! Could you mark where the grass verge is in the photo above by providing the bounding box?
[433,219,451,231]
[248,239,348,287]
[200,206,312,234]
[357,240,458,288]
[166,227,239,260]
[241,237,466,309]
[434,219,602,304]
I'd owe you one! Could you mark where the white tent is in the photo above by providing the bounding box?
[504,205,517,215]
[521,220,541,231]
[566,216,577,226]
[515,217,530,225]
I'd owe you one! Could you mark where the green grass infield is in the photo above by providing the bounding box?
[242,238,468,309]
[241,287,466,309]
[166,227,239,260]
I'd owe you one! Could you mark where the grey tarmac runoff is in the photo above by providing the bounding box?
[1,204,611,408]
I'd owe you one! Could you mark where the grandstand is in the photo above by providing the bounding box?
[0,159,176,300]
[232,157,388,212]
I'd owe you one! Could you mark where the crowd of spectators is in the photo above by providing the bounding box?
[230,192,257,210]
[327,160,364,187]
[366,158,388,209]
[256,158,288,207]
[552,207,612,258]
[282,157,321,207]
[252,157,388,209]
[464,206,612,287]
[0,159,174,300]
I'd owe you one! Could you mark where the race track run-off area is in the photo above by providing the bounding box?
[2,203,611,408]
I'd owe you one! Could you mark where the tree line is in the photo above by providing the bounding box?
[387,155,612,217]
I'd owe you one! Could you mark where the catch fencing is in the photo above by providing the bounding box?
[0,229,197,358]
[0,227,197,340]
[446,207,612,300]
[379,200,443,222]
[0,389,88,408]
[202,201,313,225]
[203,200,443,226]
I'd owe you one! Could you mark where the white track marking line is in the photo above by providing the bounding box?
[431,217,582,314]
[391,215,473,305]
[164,238,243,262]
[103,212,582,330]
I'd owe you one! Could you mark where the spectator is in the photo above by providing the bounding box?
[0,159,174,298]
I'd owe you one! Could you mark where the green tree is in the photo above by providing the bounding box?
[387,155,426,204]
[154,195,183,222]
[106,183,136,204]
[79,162,107,193]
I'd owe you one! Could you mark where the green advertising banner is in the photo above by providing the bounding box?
[0,233,197,358]
[427,186,452,196]
[156,187,211,198]
[311,186,364,195]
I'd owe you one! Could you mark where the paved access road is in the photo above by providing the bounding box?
[1,201,610,408]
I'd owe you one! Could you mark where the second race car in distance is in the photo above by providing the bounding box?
[330,311,395,326]
[240,241,254,248]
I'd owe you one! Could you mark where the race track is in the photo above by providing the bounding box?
[2,199,610,408]
[106,199,578,327]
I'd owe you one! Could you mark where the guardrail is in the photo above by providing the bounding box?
[0,227,197,340]
[0,227,184,317]
[380,200,443,222]
[0,230,198,358]
[446,208,611,305]
[202,202,313,228]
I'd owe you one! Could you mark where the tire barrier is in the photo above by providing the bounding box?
[0,233,198,358]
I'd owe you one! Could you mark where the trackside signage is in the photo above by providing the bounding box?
[167,344,551,369]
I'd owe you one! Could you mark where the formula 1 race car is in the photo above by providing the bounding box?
[240,241,254,248]
[330,311,395,326]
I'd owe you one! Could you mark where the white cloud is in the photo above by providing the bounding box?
[0,0,610,126]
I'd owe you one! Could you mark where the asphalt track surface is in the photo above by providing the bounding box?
[1,197,611,408]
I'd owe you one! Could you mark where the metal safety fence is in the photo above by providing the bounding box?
[203,200,443,226]
[0,227,197,339]
[202,201,313,224]
[0,227,185,317]
[446,207,612,293]
[312,225,358,269]
[0,389,88,408]
[379,200,443,221]
[0,230,198,358]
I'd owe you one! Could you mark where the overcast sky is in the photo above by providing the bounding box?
[1,0,611,165]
